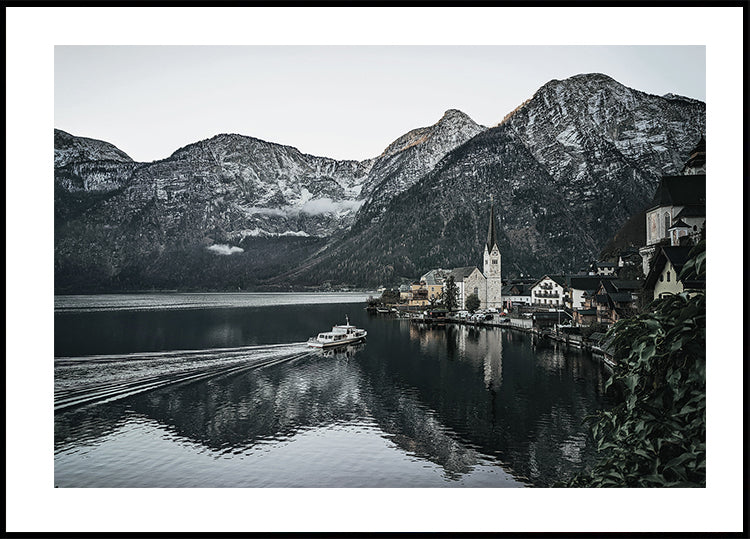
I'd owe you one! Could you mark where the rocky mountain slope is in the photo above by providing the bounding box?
[276,74,705,286]
[55,73,705,291]
[54,110,483,291]
[351,109,486,232]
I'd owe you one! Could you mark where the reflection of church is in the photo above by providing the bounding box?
[462,202,503,310]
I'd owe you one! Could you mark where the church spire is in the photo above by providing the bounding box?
[486,196,499,252]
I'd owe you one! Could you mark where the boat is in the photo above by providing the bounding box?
[307,315,368,348]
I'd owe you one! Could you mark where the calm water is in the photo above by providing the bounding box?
[54,293,612,487]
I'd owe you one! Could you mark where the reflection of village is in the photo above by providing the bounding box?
[403,317,610,483]
[372,138,706,360]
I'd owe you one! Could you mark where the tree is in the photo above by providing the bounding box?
[380,288,401,305]
[566,240,705,487]
[442,275,458,312]
[465,293,481,313]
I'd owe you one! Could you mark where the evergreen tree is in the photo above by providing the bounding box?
[442,275,458,312]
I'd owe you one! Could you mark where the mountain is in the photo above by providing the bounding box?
[276,74,705,286]
[352,109,486,231]
[54,110,483,292]
[54,73,705,292]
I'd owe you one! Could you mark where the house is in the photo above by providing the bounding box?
[617,248,643,271]
[408,281,429,307]
[419,270,445,302]
[566,275,615,311]
[591,279,641,326]
[530,275,566,307]
[643,245,705,301]
[572,308,598,327]
[639,137,706,275]
[501,282,532,309]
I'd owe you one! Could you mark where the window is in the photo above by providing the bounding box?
[693,225,698,231]
[664,213,671,234]
[660,274,664,282]
[473,287,479,296]
[492,258,498,264]
[666,271,670,282]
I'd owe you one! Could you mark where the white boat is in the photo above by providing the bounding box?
[307,315,367,348]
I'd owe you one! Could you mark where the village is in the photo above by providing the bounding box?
[368,138,706,363]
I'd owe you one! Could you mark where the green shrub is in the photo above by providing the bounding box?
[567,241,705,487]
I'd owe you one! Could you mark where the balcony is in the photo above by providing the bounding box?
[535,292,559,298]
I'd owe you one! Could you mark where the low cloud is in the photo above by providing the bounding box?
[244,198,364,218]
[207,244,244,256]
[300,198,364,216]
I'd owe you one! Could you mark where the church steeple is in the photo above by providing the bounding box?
[486,196,499,252]
[482,194,502,310]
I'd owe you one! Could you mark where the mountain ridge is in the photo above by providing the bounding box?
[54,73,705,291]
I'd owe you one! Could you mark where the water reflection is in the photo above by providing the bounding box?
[55,302,611,487]
[56,348,496,483]
[380,321,611,485]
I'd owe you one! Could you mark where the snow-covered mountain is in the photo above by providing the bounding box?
[55,73,705,291]
[54,129,137,192]
[278,74,705,286]
[352,109,486,230]
[54,109,484,291]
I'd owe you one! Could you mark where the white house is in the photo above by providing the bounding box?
[530,275,566,308]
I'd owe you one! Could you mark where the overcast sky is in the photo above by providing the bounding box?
[55,45,706,163]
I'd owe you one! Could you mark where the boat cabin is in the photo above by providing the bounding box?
[315,331,351,344]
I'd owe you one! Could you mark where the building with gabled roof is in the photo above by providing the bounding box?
[530,275,566,308]
[592,279,639,326]
[643,245,705,301]
[438,266,476,310]
[639,137,706,275]
[566,275,616,310]
[416,202,503,311]
[502,282,532,308]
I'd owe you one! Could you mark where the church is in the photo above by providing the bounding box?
[458,202,503,310]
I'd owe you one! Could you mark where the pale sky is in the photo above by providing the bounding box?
[55,45,706,163]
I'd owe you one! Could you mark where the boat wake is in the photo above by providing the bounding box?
[54,343,312,412]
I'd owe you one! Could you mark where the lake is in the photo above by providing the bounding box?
[54,293,612,488]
